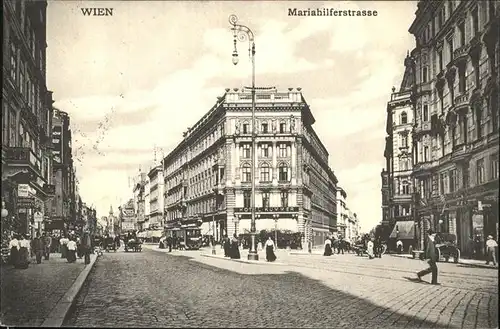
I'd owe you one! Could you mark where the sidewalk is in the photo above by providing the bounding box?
[0,252,97,327]
[389,253,499,269]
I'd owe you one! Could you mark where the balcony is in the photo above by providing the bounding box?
[412,161,435,175]
[4,147,42,175]
[43,184,56,196]
[20,107,39,132]
[453,92,470,115]
[451,144,471,163]
[453,45,469,66]
[414,121,432,136]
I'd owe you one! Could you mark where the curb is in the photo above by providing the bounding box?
[201,253,287,266]
[387,253,498,269]
[40,254,98,327]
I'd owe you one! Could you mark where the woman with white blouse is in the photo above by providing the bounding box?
[265,237,277,262]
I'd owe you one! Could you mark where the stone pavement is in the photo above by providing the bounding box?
[66,248,498,328]
[0,252,96,327]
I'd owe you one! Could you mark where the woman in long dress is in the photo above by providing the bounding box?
[230,234,240,259]
[17,235,30,269]
[367,237,375,259]
[265,237,277,262]
[9,234,19,268]
[323,237,333,256]
[67,238,77,263]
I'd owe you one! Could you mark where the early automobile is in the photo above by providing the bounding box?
[435,233,460,263]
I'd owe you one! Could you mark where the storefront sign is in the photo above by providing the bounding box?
[17,197,35,208]
[34,211,43,222]
[122,222,135,231]
[234,206,299,213]
[18,184,30,198]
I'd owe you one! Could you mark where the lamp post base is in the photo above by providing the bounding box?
[247,250,259,261]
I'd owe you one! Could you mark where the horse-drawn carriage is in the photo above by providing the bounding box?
[125,238,142,252]
[435,233,460,263]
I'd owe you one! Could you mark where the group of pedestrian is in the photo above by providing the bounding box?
[8,234,31,269]
[59,231,92,264]
[222,234,241,259]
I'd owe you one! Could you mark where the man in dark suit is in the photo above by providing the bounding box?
[417,229,439,285]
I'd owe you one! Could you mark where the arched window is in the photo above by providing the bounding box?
[241,163,251,182]
[278,163,289,182]
[401,112,408,124]
[260,163,271,182]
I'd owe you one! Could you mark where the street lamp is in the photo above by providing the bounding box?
[273,214,279,248]
[229,14,258,261]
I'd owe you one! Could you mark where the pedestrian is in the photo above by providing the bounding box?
[167,236,172,252]
[67,237,77,263]
[323,236,333,256]
[43,232,52,260]
[81,231,92,265]
[230,233,240,259]
[257,240,263,252]
[76,235,83,259]
[485,235,498,266]
[337,236,345,254]
[8,234,20,268]
[265,236,277,262]
[114,234,121,249]
[223,235,230,257]
[417,229,439,285]
[466,235,475,259]
[59,234,69,259]
[17,235,30,269]
[32,232,44,264]
[366,237,375,259]
[396,239,403,254]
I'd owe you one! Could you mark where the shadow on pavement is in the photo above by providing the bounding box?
[65,250,456,328]
[456,263,498,270]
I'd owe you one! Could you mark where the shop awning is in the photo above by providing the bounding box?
[390,221,415,240]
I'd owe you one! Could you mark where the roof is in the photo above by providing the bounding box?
[390,221,415,240]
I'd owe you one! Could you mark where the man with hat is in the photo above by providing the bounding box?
[485,235,498,266]
[417,229,439,285]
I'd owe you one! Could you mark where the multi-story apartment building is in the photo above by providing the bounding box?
[409,0,499,253]
[49,108,75,233]
[346,211,360,242]
[380,64,415,241]
[336,187,348,237]
[148,164,164,228]
[2,0,55,238]
[133,172,148,231]
[163,87,338,247]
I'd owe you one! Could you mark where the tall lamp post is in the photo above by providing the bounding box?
[229,14,258,261]
[212,191,217,255]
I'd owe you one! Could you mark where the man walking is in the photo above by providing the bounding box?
[43,232,52,260]
[32,232,44,264]
[417,229,439,285]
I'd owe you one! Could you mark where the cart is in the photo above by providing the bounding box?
[125,239,142,252]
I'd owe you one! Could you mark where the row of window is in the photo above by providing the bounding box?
[242,191,289,208]
[419,154,499,198]
[239,122,289,134]
[240,143,290,158]
[241,163,290,183]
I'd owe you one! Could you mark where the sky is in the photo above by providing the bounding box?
[46,0,417,232]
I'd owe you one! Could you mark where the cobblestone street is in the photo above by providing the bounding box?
[65,248,498,328]
[0,254,87,327]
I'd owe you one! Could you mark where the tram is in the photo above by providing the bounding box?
[165,225,202,250]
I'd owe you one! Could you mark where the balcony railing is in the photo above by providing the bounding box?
[453,45,469,64]
[4,147,42,174]
[454,92,470,111]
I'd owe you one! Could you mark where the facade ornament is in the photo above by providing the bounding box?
[235,119,241,135]
[290,115,296,133]
[272,119,277,133]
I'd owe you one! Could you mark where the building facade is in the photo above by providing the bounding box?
[336,187,348,237]
[163,87,338,247]
[49,108,75,233]
[133,172,148,231]
[2,0,55,239]
[148,165,164,228]
[409,0,499,253]
[380,65,416,241]
[346,211,360,242]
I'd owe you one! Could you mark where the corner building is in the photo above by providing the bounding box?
[409,0,499,253]
[163,87,338,248]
